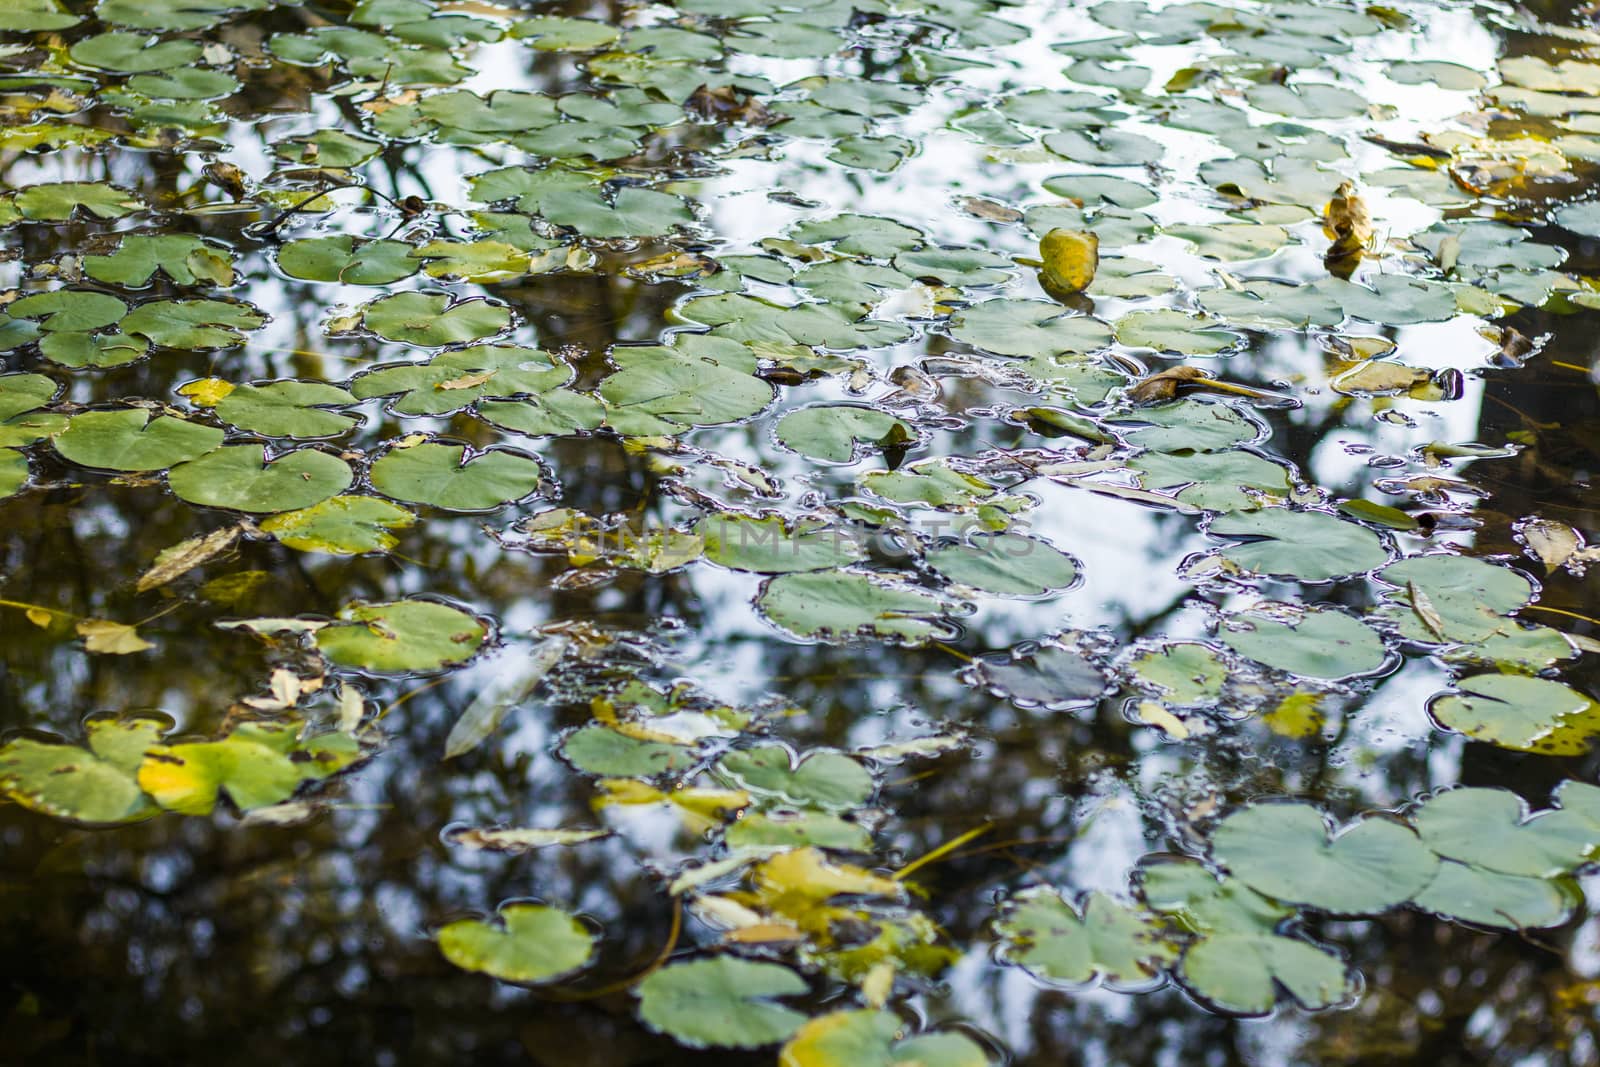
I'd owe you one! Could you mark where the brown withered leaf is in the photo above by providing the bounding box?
[1323,180,1372,279]
[687,84,776,126]
[1127,365,1210,403]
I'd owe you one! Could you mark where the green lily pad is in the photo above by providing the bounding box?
[724,810,871,851]
[358,291,510,346]
[1,290,126,334]
[1,0,81,32]
[0,449,27,498]
[437,903,594,984]
[697,514,864,573]
[1210,801,1439,913]
[1141,857,1353,1014]
[775,405,916,464]
[1219,604,1389,680]
[1377,554,1534,643]
[0,373,59,421]
[213,381,359,439]
[0,717,164,825]
[560,723,696,778]
[369,440,545,511]
[278,236,420,285]
[996,888,1178,986]
[1115,309,1240,355]
[1132,449,1290,511]
[1126,642,1224,707]
[714,744,873,811]
[53,409,223,472]
[83,234,234,287]
[599,342,774,434]
[121,299,266,349]
[1428,674,1600,755]
[757,569,954,645]
[1207,508,1389,581]
[1411,861,1578,930]
[635,957,808,1049]
[12,181,143,221]
[1411,787,1596,878]
[314,598,488,673]
[167,445,353,513]
[924,532,1080,596]
[351,345,571,416]
[948,299,1111,358]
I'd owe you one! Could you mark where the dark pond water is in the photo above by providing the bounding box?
[5,0,1600,1063]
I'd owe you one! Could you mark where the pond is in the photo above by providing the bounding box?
[4,0,1600,1062]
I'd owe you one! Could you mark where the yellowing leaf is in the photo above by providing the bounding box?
[1039,228,1098,294]
[178,377,236,407]
[76,618,153,655]
[135,524,241,592]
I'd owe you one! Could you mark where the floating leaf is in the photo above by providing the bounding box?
[1210,801,1439,913]
[758,569,954,644]
[924,533,1079,596]
[1207,508,1389,582]
[779,1009,990,1067]
[369,440,545,511]
[137,722,360,815]
[775,405,915,464]
[1428,675,1600,755]
[948,299,1110,358]
[1141,857,1354,1014]
[314,598,488,673]
[121,299,265,349]
[212,381,358,439]
[258,496,416,555]
[635,957,808,1049]
[1220,604,1389,680]
[278,236,419,285]
[167,445,353,513]
[13,182,143,221]
[996,888,1177,986]
[715,744,873,811]
[53,409,223,472]
[1412,787,1597,878]
[0,718,163,825]
[358,291,510,346]
[437,903,594,984]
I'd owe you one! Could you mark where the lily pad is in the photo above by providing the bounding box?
[924,532,1080,596]
[1220,604,1389,680]
[779,1010,990,1067]
[314,598,488,673]
[714,744,873,811]
[53,409,223,472]
[258,495,416,555]
[775,405,916,464]
[996,888,1177,986]
[635,957,808,1049]
[0,717,164,825]
[137,722,360,815]
[757,569,954,644]
[1210,801,1439,913]
[1428,675,1600,755]
[168,445,353,513]
[1207,508,1389,581]
[437,903,594,984]
[369,440,545,511]
[358,291,510,346]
